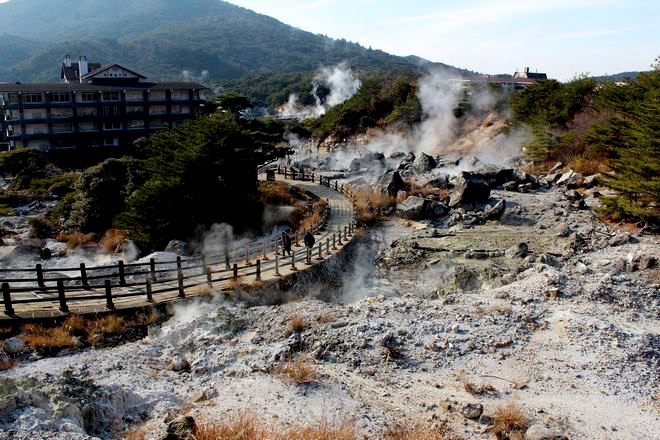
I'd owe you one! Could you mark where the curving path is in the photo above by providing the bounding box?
[0,173,357,321]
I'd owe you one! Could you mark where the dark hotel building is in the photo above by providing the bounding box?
[0,55,208,151]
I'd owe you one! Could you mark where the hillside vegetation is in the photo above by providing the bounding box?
[0,0,472,92]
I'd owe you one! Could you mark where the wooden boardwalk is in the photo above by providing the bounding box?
[0,173,357,321]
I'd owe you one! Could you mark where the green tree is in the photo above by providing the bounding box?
[118,112,290,248]
[585,68,660,223]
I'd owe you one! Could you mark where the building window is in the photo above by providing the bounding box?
[26,111,44,120]
[149,90,166,101]
[126,106,144,115]
[127,120,145,129]
[53,124,73,133]
[149,105,167,115]
[171,90,189,100]
[125,91,144,101]
[80,92,97,102]
[104,137,119,146]
[171,105,190,114]
[79,122,96,132]
[150,119,165,128]
[78,108,97,117]
[23,93,44,104]
[103,121,121,131]
[103,106,121,117]
[50,92,71,103]
[102,91,120,102]
[51,108,73,118]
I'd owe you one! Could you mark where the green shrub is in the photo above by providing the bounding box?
[28,216,54,239]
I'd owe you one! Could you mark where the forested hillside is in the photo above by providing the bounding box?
[0,0,473,91]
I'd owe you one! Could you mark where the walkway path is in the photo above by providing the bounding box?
[0,173,356,321]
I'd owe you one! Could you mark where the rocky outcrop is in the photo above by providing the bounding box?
[377,171,407,196]
[448,172,491,207]
[413,153,437,174]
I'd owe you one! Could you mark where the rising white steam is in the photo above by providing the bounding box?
[182,69,210,82]
[278,62,361,121]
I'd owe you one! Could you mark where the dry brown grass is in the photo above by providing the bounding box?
[384,424,460,440]
[21,324,79,353]
[523,160,559,176]
[475,304,512,318]
[317,312,337,324]
[62,314,87,336]
[122,428,147,440]
[100,229,128,253]
[259,181,296,205]
[353,189,396,225]
[56,231,94,247]
[275,356,317,385]
[489,403,528,439]
[463,381,497,397]
[406,182,449,201]
[92,315,127,336]
[570,157,608,176]
[0,358,16,371]
[287,314,307,334]
[300,199,328,231]
[194,416,355,440]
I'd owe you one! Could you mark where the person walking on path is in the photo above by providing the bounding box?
[304,231,315,250]
[281,231,292,256]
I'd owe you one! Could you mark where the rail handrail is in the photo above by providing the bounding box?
[0,169,358,316]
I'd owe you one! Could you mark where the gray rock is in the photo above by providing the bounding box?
[526,424,564,440]
[449,172,491,207]
[556,170,584,188]
[397,196,428,220]
[163,415,197,440]
[505,243,528,259]
[461,403,483,419]
[0,245,42,263]
[583,174,600,188]
[429,201,448,218]
[483,199,506,220]
[609,233,636,247]
[478,414,493,425]
[503,181,518,191]
[414,172,450,189]
[169,356,190,371]
[377,171,407,196]
[165,240,190,256]
[413,153,437,173]
[640,255,657,270]
[2,336,26,354]
[548,162,564,174]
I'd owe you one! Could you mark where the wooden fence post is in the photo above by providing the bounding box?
[263,241,268,260]
[80,263,88,288]
[2,283,14,316]
[57,280,68,313]
[332,233,337,250]
[256,259,261,281]
[118,260,126,286]
[291,250,297,270]
[150,258,156,282]
[146,279,153,303]
[233,264,238,280]
[177,257,185,298]
[275,253,280,276]
[104,280,114,310]
[206,267,213,288]
[245,245,250,265]
[36,263,45,289]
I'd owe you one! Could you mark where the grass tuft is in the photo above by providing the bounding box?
[100,229,129,253]
[56,231,94,248]
[21,324,78,354]
[353,189,396,226]
[287,314,307,335]
[489,403,528,439]
[275,356,317,385]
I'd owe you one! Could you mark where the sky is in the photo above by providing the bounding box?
[228,0,660,80]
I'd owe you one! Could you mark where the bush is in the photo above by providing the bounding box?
[28,216,54,239]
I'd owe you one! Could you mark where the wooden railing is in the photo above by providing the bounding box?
[0,169,358,316]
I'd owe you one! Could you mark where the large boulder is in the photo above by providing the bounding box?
[162,415,197,440]
[556,170,584,188]
[413,153,437,174]
[413,171,450,189]
[2,337,26,354]
[397,196,428,220]
[483,199,506,220]
[377,171,406,196]
[449,172,491,207]
[0,245,42,263]
[472,165,515,188]
[164,240,190,256]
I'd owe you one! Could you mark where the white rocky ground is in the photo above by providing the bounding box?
[1,181,659,439]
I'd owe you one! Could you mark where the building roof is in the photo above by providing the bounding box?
[450,76,538,85]
[61,62,103,81]
[0,81,209,92]
[80,64,147,80]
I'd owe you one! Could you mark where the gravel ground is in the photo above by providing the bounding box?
[1,184,658,439]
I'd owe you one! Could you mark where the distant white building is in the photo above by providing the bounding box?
[450,67,548,91]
